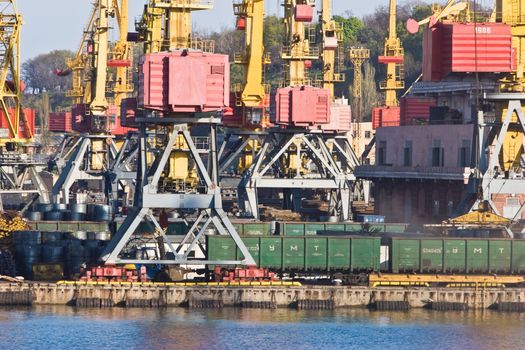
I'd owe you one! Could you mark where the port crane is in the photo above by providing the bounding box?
[379,0,405,108]
[238,0,356,221]
[218,0,270,177]
[0,0,49,211]
[51,0,134,206]
[101,0,255,266]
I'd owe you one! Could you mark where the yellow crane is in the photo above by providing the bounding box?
[349,48,370,157]
[319,0,344,99]
[135,0,213,187]
[0,0,31,145]
[233,0,268,121]
[110,0,134,107]
[379,0,404,107]
[137,0,213,53]
[281,0,317,86]
[61,3,97,105]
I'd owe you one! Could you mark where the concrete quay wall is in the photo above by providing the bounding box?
[1,283,525,310]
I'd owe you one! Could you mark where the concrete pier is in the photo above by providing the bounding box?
[1,283,525,310]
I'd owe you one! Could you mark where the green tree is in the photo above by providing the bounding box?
[21,50,74,94]
[333,14,363,46]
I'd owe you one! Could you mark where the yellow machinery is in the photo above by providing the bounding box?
[281,0,318,86]
[379,0,404,108]
[231,0,270,173]
[63,4,97,105]
[135,0,213,187]
[349,48,370,157]
[0,0,32,145]
[110,0,134,107]
[496,0,525,172]
[319,0,344,99]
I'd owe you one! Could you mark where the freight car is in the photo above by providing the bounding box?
[207,235,381,284]
[206,235,525,286]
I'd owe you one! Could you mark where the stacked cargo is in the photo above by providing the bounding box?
[423,22,515,81]
[371,106,400,129]
[48,112,72,132]
[400,96,437,125]
[13,229,111,280]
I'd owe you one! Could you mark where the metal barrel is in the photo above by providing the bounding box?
[44,211,64,221]
[51,203,68,212]
[35,203,53,213]
[67,212,86,221]
[14,244,41,279]
[65,240,86,258]
[83,240,101,264]
[69,203,88,214]
[41,245,64,264]
[93,204,111,222]
[69,231,87,240]
[13,231,42,245]
[25,211,42,221]
[95,231,111,241]
[65,241,87,278]
[41,231,65,244]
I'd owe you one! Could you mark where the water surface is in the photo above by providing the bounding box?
[0,306,522,349]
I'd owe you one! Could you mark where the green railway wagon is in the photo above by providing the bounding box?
[243,222,272,236]
[206,236,236,267]
[351,237,381,271]
[390,238,420,273]
[466,240,489,273]
[324,223,346,232]
[236,237,260,265]
[327,237,351,270]
[443,239,466,273]
[283,238,305,269]
[344,223,362,232]
[305,237,328,270]
[512,240,525,273]
[279,223,306,236]
[259,237,282,269]
[420,239,443,272]
[304,223,325,236]
[489,240,511,273]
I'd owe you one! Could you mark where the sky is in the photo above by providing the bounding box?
[17,0,390,61]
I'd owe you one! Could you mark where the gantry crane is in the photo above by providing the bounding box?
[59,3,97,105]
[218,0,270,175]
[281,0,318,86]
[319,0,344,98]
[349,47,370,157]
[238,0,356,220]
[51,0,134,205]
[0,0,49,210]
[101,0,255,267]
[460,0,525,228]
[379,0,404,107]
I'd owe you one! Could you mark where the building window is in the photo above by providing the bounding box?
[432,140,444,167]
[403,140,412,167]
[458,139,471,167]
[365,131,371,139]
[378,141,386,166]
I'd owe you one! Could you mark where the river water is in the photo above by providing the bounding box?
[0,306,523,349]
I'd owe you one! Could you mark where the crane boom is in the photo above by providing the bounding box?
[379,0,404,107]
[90,0,110,116]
